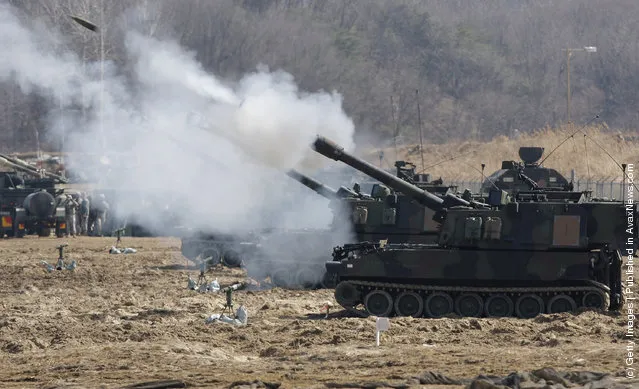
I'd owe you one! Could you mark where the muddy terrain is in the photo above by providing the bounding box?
[0,237,634,388]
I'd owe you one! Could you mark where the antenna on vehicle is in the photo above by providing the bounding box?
[416,89,425,172]
[583,134,591,191]
[540,114,638,193]
[390,95,399,161]
[538,114,599,166]
[416,149,476,175]
[460,160,500,191]
[580,129,639,193]
[622,164,627,199]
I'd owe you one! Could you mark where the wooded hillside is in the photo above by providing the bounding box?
[2,0,638,151]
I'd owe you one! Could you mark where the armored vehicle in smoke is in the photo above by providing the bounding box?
[257,165,457,288]
[181,230,258,269]
[181,165,458,289]
[0,154,68,238]
[180,169,362,288]
[481,146,572,193]
[312,135,636,319]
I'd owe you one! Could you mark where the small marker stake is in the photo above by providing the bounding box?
[375,317,390,346]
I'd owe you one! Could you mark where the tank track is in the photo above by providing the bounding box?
[337,280,610,319]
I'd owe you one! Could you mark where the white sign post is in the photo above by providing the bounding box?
[375,317,390,346]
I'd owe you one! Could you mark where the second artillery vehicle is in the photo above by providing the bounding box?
[312,135,636,319]
[180,163,458,289]
[180,169,366,288]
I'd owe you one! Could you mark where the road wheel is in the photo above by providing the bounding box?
[364,290,393,317]
[222,249,242,268]
[334,281,360,307]
[485,294,514,317]
[295,267,321,289]
[425,292,453,318]
[200,248,222,266]
[454,293,484,317]
[515,294,545,319]
[582,291,607,310]
[394,291,423,317]
[547,294,577,313]
[271,269,292,288]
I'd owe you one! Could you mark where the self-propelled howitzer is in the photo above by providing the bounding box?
[243,168,366,289]
[289,162,455,246]
[180,168,362,290]
[312,135,636,319]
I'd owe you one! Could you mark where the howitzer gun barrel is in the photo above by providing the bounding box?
[312,136,460,212]
[286,169,339,200]
[0,153,67,184]
[0,155,37,175]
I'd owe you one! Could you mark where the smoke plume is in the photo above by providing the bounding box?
[0,3,358,282]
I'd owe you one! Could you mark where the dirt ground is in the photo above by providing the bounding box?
[0,236,635,389]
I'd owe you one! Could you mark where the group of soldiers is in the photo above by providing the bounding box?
[57,192,110,237]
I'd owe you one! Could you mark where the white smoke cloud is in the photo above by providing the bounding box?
[0,4,358,282]
[125,32,354,170]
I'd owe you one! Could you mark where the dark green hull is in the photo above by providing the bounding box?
[329,244,622,319]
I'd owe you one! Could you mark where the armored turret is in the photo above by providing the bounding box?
[482,146,571,193]
[311,135,635,319]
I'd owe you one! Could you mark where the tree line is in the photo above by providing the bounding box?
[2,0,638,152]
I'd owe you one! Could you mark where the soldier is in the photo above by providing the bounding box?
[64,194,79,237]
[79,192,90,236]
[92,194,110,237]
[87,195,95,235]
[55,193,67,208]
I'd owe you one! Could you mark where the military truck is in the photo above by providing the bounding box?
[311,135,636,318]
[0,154,67,238]
[0,172,27,237]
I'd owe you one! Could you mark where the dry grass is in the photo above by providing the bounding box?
[364,124,639,181]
